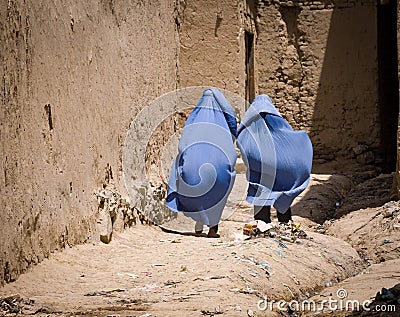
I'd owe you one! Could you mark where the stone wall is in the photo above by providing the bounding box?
[256,0,379,170]
[0,0,178,284]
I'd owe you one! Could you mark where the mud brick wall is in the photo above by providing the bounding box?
[0,0,178,284]
[256,0,380,167]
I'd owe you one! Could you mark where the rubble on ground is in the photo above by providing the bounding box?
[242,220,308,243]
[95,184,142,244]
[0,294,36,315]
[353,284,400,317]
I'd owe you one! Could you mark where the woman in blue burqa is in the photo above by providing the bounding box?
[237,94,313,223]
[166,88,237,237]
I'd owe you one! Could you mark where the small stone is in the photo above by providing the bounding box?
[383,238,391,244]
[382,208,398,218]
[383,201,397,209]
[97,200,113,244]
[324,281,333,287]
[356,151,375,165]
[353,144,368,156]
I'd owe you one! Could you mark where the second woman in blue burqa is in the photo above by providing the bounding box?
[236,94,313,223]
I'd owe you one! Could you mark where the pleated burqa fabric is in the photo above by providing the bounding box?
[166,88,237,226]
[237,94,313,213]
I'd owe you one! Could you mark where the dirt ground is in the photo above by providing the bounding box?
[1,172,399,317]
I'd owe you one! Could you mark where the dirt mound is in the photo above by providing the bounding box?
[334,174,393,219]
[291,174,353,224]
[306,259,400,317]
[354,283,400,317]
[326,201,400,264]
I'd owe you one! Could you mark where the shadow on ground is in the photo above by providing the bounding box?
[291,172,394,224]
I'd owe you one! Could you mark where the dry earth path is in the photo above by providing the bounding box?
[1,173,399,317]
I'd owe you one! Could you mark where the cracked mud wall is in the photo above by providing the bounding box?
[177,0,257,115]
[256,0,380,169]
[0,0,178,284]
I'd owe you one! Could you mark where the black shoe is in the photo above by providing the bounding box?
[207,225,219,238]
[277,207,292,223]
[254,206,271,223]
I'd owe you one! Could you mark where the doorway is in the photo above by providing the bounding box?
[377,0,399,172]
[245,31,255,106]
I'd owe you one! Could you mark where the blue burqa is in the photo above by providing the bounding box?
[166,88,237,226]
[237,95,313,213]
